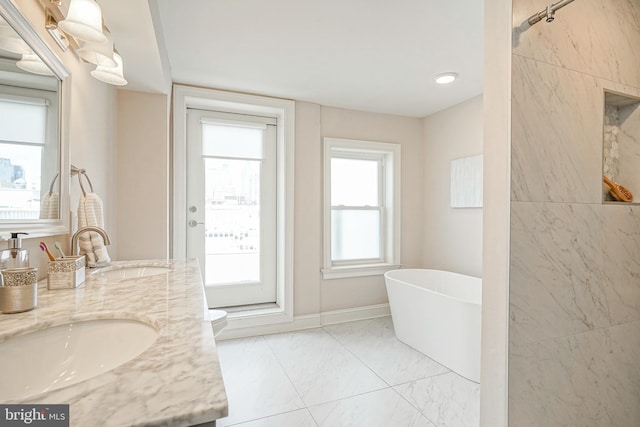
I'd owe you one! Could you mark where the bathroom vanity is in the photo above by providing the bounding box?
[0,259,228,426]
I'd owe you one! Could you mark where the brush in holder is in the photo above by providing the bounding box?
[47,256,85,289]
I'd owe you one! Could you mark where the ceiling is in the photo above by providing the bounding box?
[104,0,483,118]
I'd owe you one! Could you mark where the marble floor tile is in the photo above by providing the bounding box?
[216,320,480,427]
[223,409,318,427]
[395,372,480,427]
[308,388,436,427]
[263,328,387,406]
[323,316,450,385]
[215,336,305,426]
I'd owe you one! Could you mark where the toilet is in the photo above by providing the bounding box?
[209,309,228,337]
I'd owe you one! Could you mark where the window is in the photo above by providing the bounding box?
[323,138,401,279]
[0,91,56,220]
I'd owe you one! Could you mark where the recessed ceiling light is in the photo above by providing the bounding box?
[434,72,458,84]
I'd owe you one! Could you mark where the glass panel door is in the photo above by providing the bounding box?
[186,109,276,308]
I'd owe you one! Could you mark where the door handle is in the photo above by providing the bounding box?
[188,220,204,228]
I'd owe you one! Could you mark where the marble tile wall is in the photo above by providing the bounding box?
[603,104,622,185]
[509,0,640,425]
[511,55,640,203]
[512,0,640,88]
[609,99,640,196]
[509,320,640,426]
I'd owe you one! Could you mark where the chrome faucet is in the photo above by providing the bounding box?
[71,226,111,256]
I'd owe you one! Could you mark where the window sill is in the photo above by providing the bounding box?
[322,263,401,280]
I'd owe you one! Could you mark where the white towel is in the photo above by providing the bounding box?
[77,192,111,267]
[40,174,59,219]
[39,191,59,219]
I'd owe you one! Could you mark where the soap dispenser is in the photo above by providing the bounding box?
[0,232,29,270]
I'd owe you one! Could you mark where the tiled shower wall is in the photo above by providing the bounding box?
[509,0,640,425]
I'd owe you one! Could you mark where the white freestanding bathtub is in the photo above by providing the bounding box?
[384,269,482,383]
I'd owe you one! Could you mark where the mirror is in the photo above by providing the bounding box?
[0,0,69,236]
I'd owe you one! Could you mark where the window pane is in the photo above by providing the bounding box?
[331,157,379,206]
[202,123,263,159]
[204,157,260,285]
[0,144,42,219]
[331,209,380,261]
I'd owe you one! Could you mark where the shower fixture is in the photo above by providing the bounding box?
[527,0,576,25]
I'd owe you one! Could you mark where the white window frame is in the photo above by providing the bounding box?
[173,85,295,328]
[322,137,401,279]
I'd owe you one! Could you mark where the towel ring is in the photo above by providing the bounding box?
[70,165,96,196]
[46,173,59,195]
[77,171,95,196]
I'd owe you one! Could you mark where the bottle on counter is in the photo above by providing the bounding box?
[0,232,37,313]
[0,232,30,271]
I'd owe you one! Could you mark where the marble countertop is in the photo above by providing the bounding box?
[0,259,228,426]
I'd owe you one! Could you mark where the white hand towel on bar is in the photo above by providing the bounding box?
[76,172,111,267]
[39,173,59,219]
[39,191,59,219]
[78,192,111,266]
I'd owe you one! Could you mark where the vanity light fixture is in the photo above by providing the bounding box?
[16,51,55,75]
[0,19,31,54]
[35,0,127,86]
[90,50,126,86]
[434,72,458,85]
[77,26,116,67]
[57,0,106,44]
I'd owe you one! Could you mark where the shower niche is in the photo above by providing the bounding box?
[602,91,640,204]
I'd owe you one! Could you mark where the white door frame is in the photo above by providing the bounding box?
[172,84,295,327]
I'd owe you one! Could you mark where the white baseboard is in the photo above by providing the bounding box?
[217,303,390,340]
[320,303,391,326]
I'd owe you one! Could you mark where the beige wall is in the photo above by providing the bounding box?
[133,95,465,316]
[10,1,481,328]
[115,90,169,260]
[480,0,511,424]
[293,103,425,314]
[319,106,425,312]
[293,102,322,315]
[12,0,118,276]
[67,69,118,257]
[422,95,483,278]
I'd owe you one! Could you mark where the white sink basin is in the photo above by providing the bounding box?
[0,318,158,400]
[92,265,171,280]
